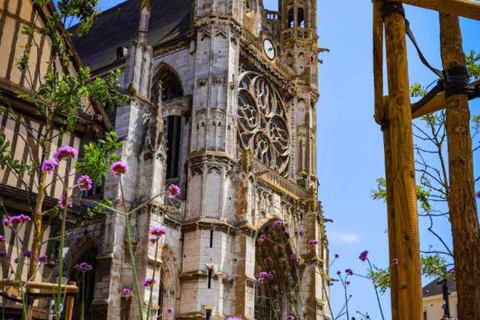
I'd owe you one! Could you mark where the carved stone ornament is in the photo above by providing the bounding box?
[237,71,290,177]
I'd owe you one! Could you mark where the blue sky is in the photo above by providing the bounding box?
[94,0,480,318]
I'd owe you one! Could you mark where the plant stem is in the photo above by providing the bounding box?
[146,240,160,320]
[81,275,85,320]
[55,189,68,320]
[120,179,144,320]
[368,259,385,320]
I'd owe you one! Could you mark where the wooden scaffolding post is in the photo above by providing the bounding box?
[439,14,480,320]
[383,2,422,320]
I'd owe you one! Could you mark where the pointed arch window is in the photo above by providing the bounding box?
[152,65,185,185]
[298,8,305,27]
[288,9,294,27]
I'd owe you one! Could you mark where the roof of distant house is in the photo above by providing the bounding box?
[423,277,456,298]
[71,0,191,71]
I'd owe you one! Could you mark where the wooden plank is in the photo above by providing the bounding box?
[411,79,480,119]
[383,3,423,320]
[373,0,384,125]
[0,280,78,293]
[381,96,399,320]
[396,0,480,21]
[440,13,480,320]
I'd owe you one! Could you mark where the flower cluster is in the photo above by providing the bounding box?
[0,235,4,243]
[122,287,133,298]
[167,184,181,199]
[3,214,31,227]
[59,194,73,210]
[345,268,353,276]
[54,146,78,161]
[359,250,369,262]
[308,239,318,246]
[77,175,93,191]
[272,220,284,229]
[74,262,93,272]
[41,159,58,174]
[142,278,155,287]
[110,161,129,178]
[149,226,167,244]
[226,317,243,320]
[258,271,275,282]
[167,307,174,314]
[286,316,295,320]
[38,255,49,264]
[22,250,33,258]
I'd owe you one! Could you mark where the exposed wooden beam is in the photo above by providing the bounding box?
[384,3,423,319]
[395,0,480,21]
[411,80,480,119]
[373,0,385,125]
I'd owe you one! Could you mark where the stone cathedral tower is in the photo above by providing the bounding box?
[69,0,329,318]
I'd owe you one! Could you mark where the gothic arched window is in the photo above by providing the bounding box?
[287,9,294,27]
[152,65,185,185]
[298,8,305,27]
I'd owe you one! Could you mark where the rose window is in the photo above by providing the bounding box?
[237,71,290,176]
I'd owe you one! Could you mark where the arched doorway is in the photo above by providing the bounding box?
[69,240,98,320]
[157,246,179,319]
[255,220,303,320]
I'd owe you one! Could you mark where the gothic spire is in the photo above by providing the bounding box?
[138,0,151,43]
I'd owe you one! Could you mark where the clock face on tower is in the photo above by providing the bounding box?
[263,38,276,61]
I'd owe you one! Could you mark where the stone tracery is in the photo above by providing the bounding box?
[237,71,291,177]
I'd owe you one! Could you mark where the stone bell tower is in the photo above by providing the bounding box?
[279,0,319,190]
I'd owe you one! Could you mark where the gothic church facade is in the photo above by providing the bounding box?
[69,0,329,319]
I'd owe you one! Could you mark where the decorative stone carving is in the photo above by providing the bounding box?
[237,71,291,177]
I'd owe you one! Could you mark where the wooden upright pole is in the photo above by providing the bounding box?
[383,3,422,320]
[440,14,480,320]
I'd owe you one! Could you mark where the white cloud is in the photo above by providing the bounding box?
[329,231,362,243]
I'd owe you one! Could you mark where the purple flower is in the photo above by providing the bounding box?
[0,250,8,258]
[142,278,155,287]
[54,146,78,161]
[308,239,318,246]
[289,253,296,261]
[0,235,5,243]
[258,271,268,282]
[345,269,353,276]
[14,258,19,264]
[59,194,73,209]
[336,270,341,275]
[334,253,339,259]
[74,262,93,272]
[272,220,284,229]
[286,316,295,320]
[149,226,167,244]
[167,184,181,199]
[122,287,133,298]
[266,272,274,280]
[19,214,31,222]
[7,215,31,226]
[359,250,369,262]
[110,161,129,178]
[22,250,33,258]
[298,231,305,237]
[226,318,243,320]
[167,307,174,313]
[346,281,351,286]
[391,258,399,265]
[38,255,49,264]
[41,159,58,174]
[77,175,93,191]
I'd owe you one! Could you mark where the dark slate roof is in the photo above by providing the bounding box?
[423,277,456,298]
[71,0,192,71]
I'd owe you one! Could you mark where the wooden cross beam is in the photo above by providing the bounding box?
[393,0,480,21]
[412,80,480,119]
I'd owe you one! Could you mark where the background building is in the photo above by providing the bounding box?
[422,278,457,320]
